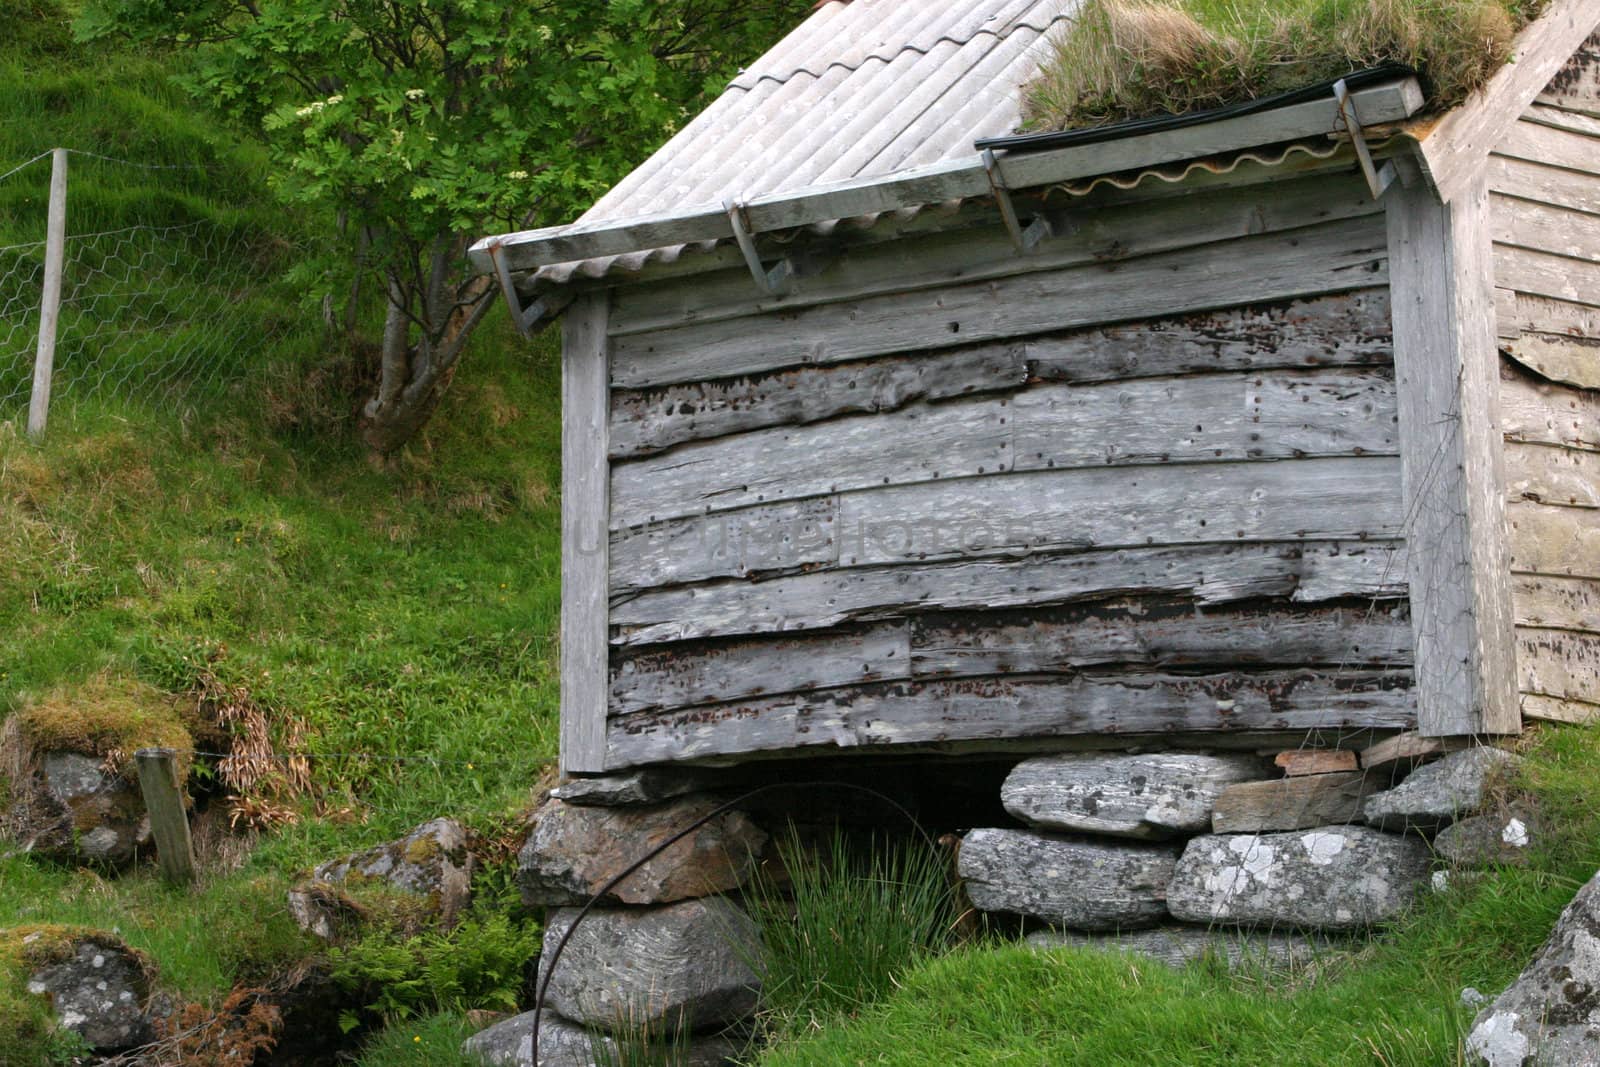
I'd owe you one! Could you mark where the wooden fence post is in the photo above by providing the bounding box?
[27,147,67,441]
[135,747,197,885]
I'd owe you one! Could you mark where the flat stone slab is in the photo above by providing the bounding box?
[1001,753,1264,839]
[462,1009,741,1067]
[519,796,767,907]
[1468,867,1600,1066]
[1211,773,1377,834]
[539,897,762,1033]
[1434,807,1538,869]
[1364,747,1522,833]
[1025,925,1342,972]
[550,769,708,808]
[1167,826,1431,931]
[958,827,1177,930]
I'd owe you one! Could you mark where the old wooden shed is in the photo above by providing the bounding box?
[474,0,1600,776]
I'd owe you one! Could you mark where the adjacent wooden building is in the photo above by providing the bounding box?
[474,0,1600,775]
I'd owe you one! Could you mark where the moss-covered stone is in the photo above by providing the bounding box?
[0,925,155,1059]
[8,674,193,783]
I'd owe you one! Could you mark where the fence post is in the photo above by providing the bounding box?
[135,747,197,885]
[27,147,67,441]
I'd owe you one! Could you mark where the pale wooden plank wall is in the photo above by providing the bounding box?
[1490,32,1600,725]
[598,169,1415,769]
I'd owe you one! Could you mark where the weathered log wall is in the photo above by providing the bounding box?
[1491,37,1600,725]
[599,168,1413,769]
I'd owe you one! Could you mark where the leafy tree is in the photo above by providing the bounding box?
[78,0,810,452]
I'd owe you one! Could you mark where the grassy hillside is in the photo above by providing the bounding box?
[0,5,564,1061]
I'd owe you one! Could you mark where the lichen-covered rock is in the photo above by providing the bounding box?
[21,932,154,1051]
[550,769,709,808]
[3,748,150,866]
[518,797,767,907]
[1001,753,1264,839]
[1025,925,1340,972]
[1363,747,1521,833]
[289,817,474,938]
[1167,826,1430,931]
[462,1009,742,1067]
[1467,867,1600,1066]
[538,898,762,1033]
[957,828,1177,930]
[1434,807,1538,869]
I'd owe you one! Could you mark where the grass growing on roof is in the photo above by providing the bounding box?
[1023,0,1550,132]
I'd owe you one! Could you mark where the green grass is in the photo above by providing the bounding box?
[756,726,1600,1066]
[1023,0,1549,132]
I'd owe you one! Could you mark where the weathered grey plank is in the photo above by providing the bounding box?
[1489,155,1600,217]
[610,217,1391,388]
[1496,288,1600,339]
[1510,500,1600,579]
[1520,692,1600,724]
[1513,574,1600,630]
[1012,369,1397,470]
[1023,290,1393,383]
[1491,194,1600,262]
[609,541,1409,646]
[609,344,1027,459]
[608,173,1384,337]
[1507,442,1600,507]
[1518,627,1600,703]
[1415,2,1598,201]
[1495,112,1600,178]
[1535,38,1600,118]
[610,393,1012,527]
[609,622,911,715]
[1500,364,1600,448]
[1387,175,1521,736]
[1501,334,1600,390]
[1496,245,1600,309]
[612,369,1400,527]
[835,457,1401,568]
[610,496,837,592]
[909,601,1413,677]
[603,671,1417,768]
[560,294,611,774]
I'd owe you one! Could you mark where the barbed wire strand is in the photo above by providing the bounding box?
[0,150,51,185]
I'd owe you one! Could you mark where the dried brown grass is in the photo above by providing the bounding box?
[1023,0,1537,131]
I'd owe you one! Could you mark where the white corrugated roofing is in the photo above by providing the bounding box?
[541,0,1078,283]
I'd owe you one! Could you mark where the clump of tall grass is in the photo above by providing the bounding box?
[1023,0,1546,131]
[744,826,958,1044]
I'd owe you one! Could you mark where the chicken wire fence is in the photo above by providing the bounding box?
[0,150,302,427]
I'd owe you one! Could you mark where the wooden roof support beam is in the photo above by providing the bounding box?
[1386,161,1521,737]
[1414,0,1600,204]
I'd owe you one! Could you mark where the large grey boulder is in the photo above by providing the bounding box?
[22,933,154,1051]
[1167,826,1430,931]
[957,828,1177,930]
[1467,868,1600,1066]
[8,752,150,866]
[519,797,767,907]
[462,1009,742,1067]
[1025,925,1340,972]
[539,898,762,1033]
[289,817,475,938]
[1001,753,1264,839]
[550,769,709,808]
[1434,807,1538,869]
[1363,747,1521,833]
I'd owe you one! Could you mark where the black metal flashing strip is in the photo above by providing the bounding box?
[976,64,1421,154]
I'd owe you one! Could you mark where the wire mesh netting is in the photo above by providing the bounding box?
[0,150,308,423]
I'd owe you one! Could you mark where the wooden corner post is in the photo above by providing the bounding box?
[1386,169,1520,737]
[27,147,67,441]
[134,747,196,885]
[560,291,611,773]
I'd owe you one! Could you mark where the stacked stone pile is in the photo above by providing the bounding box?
[465,770,769,1067]
[958,736,1525,964]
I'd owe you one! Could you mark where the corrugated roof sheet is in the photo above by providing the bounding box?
[541,0,1078,284]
